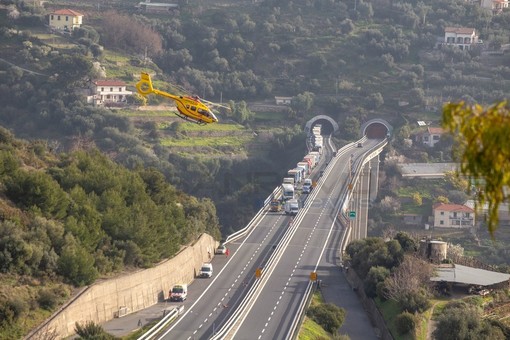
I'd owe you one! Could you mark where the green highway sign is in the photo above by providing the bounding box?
[349,211,356,219]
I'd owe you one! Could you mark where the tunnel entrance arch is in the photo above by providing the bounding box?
[360,119,393,139]
[305,115,339,135]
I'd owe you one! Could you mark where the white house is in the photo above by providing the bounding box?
[89,80,132,107]
[275,96,292,105]
[444,27,479,50]
[418,127,444,147]
[49,9,83,31]
[433,203,475,228]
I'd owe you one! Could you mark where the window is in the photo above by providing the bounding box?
[51,15,54,20]
[190,106,196,111]
[453,212,457,218]
[440,220,444,225]
[423,136,429,141]
[106,95,110,99]
[433,135,440,140]
[440,211,444,215]
[119,87,122,91]
[66,16,69,22]
[110,88,113,92]
[101,87,104,92]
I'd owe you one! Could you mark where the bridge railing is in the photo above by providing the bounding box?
[224,185,281,244]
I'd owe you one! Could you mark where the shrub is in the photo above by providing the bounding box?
[307,303,346,334]
[75,321,115,339]
[37,288,59,310]
[395,311,416,335]
[0,297,27,325]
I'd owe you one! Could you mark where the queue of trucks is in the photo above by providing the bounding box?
[271,124,324,216]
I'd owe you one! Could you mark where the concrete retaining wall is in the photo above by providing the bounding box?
[27,233,217,339]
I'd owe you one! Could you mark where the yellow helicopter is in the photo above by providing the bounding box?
[136,72,226,125]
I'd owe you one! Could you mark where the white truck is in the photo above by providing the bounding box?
[283,177,294,186]
[284,199,299,216]
[282,183,295,200]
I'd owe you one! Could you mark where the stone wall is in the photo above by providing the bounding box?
[27,234,217,339]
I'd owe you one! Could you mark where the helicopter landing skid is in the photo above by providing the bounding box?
[174,111,207,125]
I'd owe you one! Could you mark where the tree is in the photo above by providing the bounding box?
[98,11,162,57]
[412,192,422,206]
[384,255,432,311]
[291,92,314,116]
[364,266,390,298]
[443,101,510,235]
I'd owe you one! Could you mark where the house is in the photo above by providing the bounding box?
[88,80,133,107]
[417,126,444,147]
[465,200,510,227]
[481,0,509,14]
[275,96,292,105]
[443,27,479,50]
[137,2,179,13]
[433,203,475,228]
[49,9,83,32]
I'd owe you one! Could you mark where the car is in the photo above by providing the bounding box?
[357,142,363,148]
[216,244,227,255]
[320,170,324,177]
[198,263,213,278]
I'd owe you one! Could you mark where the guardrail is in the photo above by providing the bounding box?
[288,281,315,340]
[211,185,316,339]
[224,185,281,244]
[138,306,183,340]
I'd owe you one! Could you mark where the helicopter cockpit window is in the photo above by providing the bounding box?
[190,106,197,111]
[197,108,210,116]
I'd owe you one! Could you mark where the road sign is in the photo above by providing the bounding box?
[310,272,317,281]
[255,268,262,278]
[349,211,356,219]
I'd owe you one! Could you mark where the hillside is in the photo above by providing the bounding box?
[0,127,221,337]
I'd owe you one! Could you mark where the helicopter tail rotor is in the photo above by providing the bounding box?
[136,72,155,96]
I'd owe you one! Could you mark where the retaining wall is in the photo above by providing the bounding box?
[27,233,217,339]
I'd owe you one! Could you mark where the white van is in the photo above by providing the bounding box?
[199,263,213,278]
[169,284,187,301]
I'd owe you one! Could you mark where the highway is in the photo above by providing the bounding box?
[228,139,382,339]
[155,137,381,339]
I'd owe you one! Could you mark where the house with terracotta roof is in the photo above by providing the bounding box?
[89,80,133,107]
[417,126,444,147]
[443,27,479,50]
[433,203,475,228]
[481,0,509,14]
[49,9,84,31]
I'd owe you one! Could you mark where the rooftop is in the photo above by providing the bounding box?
[433,203,474,213]
[445,27,476,35]
[431,264,510,286]
[399,162,458,178]
[52,9,84,16]
[94,80,127,86]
